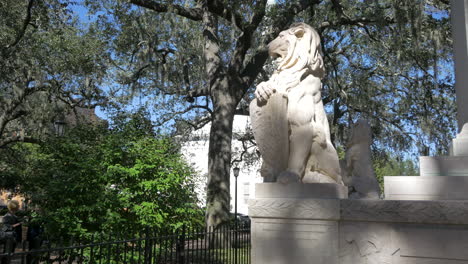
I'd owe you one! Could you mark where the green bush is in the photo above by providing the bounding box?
[7,111,203,238]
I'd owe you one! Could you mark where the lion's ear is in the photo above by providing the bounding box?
[292,27,305,38]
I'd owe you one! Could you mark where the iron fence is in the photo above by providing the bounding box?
[0,226,250,264]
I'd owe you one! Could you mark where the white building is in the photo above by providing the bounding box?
[181,115,262,215]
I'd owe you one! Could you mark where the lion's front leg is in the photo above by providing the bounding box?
[277,87,316,184]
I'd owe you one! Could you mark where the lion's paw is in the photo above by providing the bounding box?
[277,170,300,184]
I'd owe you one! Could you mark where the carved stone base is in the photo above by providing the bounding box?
[249,184,468,264]
[255,183,348,199]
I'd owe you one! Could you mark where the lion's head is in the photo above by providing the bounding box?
[268,23,325,78]
[347,119,372,147]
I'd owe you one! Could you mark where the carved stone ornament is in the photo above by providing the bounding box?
[250,22,343,185]
[341,119,381,199]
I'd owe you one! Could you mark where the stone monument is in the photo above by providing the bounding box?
[451,0,468,129]
[341,119,381,199]
[250,22,343,185]
[249,23,347,264]
[384,0,468,201]
[249,3,468,262]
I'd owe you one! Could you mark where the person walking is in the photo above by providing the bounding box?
[1,200,22,264]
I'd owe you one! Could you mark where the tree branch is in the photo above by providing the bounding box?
[155,103,212,127]
[5,0,34,50]
[179,115,212,131]
[0,135,39,148]
[128,0,203,21]
[229,0,267,73]
[0,84,49,135]
[186,88,210,102]
[207,0,245,31]
[231,131,256,166]
[202,1,222,94]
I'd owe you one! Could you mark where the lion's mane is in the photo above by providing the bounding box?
[275,22,325,79]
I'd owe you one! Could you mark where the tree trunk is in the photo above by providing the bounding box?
[205,76,238,230]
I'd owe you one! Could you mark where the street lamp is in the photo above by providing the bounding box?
[233,166,240,221]
[233,166,240,263]
[54,120,66,136]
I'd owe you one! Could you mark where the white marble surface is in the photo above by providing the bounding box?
[254,183,348,199]
[384,175,468,200]
[252,218,338,264]
[453,123,468,156]
[250,195,468,264]
[342,119,380,198]
[419,155,468,176]
[250,23,342,184]
[451,0,468,130]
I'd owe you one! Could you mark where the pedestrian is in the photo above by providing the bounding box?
[1,200,22,264]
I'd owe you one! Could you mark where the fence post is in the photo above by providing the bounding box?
[176,225,185,264]
[2,237,14,264]
[144,227,152,264]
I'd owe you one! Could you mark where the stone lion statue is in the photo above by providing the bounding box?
[341,119,380,198]
[250,22,343,185]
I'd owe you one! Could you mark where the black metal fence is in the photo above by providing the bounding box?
[0,226,250,264]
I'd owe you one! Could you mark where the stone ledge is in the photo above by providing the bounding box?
[384,176,468,200]
[248,198,340,220]
[250,198,468,225]
[341,199,468,225]
[419,156,468,176]
[255,183,348,199]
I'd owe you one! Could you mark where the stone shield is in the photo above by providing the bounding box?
[249,93,289,182]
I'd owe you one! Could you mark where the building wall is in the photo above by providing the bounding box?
[181,115,263,215]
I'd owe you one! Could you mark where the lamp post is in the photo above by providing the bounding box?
[54,120,66,136]
[233,166,240,263]
[233,167,240,221]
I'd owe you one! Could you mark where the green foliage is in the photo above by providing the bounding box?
[302,0,455,157]
[0,0,108,147]
[373,155,418,191]
[91,0,456,159]
[84,0,455,228]
[2,0,456,233]
[8,111,203,237]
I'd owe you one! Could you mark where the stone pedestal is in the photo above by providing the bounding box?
[249,183,346,264]
[249,184,468,264]
[340,199,468,264]
[453,123,468,156]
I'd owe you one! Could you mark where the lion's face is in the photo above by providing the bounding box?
[268,30,295,61]
[267,23,324,78]
[348,119,372,146]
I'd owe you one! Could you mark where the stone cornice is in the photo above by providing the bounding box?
[341,199,468,225]
[248,198,340,220]
[249,198,468,225]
